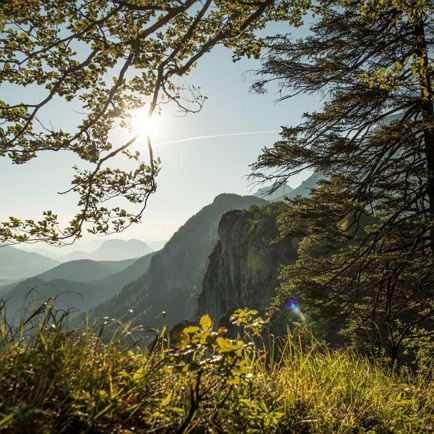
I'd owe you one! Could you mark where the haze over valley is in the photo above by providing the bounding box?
[1,175,317,325]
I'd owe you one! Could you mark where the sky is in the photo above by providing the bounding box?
[0,19,319,251]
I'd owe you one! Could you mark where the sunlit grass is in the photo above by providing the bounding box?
[253,336,433,433]
[0,302,432,433]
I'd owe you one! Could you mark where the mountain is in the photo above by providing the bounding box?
[61,239,153,262]
[255,183,293,201]
[2,255,154,323]
[17,239,106,261]
[0,281,17,296]
[255,172,321,202]
[0,246,59,281]
[89,194,267,328]
[149,240,167,251]
[282,172,322,200]
[37,258,136,283]
[3,277,107,323]
[14,247,63,260]
[60,250,89,262]
[91,253,156,296]
[198,204,297,333]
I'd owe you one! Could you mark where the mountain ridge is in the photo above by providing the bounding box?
[61,239,153,262]
[0,246,59,281]
[88,193,267,327]
[254,172,321,202]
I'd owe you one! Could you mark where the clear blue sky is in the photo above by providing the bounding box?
[0,20,319,246]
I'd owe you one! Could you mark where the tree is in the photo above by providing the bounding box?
[0,0,304,245]
[252,0,433,362]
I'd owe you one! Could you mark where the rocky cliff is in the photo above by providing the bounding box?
[89,194,267,328]
[198,204,298,328]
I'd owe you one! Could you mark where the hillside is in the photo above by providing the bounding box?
[90,252,156,296]
[3,277,105,322]
[37,258,136,283]
[2,255,154,323]
[255,183,293,201]
[0,246,59,281]
[89,194,267,327]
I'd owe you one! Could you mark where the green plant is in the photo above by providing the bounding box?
[0,304,432,433]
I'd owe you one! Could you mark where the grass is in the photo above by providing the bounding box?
[0,302,432,433]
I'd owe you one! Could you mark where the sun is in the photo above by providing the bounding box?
[130,108,159,139]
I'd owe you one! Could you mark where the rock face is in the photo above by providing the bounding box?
[90,194,267,328]
[198,204,298,327]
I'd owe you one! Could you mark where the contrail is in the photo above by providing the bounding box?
[153,130,280,147]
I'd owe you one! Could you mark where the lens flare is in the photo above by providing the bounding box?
[284,297,305,321]
[284,297,298,311]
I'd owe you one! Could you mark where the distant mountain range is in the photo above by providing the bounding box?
[0,246,59,281]
[255,183,293,201]
[4,189,266,326]
[148,240,167,251]
[254,172,321,202]
[0,238,154,284]
[3,277,106,323]
[1,253,155,323]
[37,258,137,283]
[90,253,155,298]
[61,239,153,262]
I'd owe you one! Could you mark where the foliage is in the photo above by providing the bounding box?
[252,0,434,361]
[0,304,432,433]
[0,0,307,245]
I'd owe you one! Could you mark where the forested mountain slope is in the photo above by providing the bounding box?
[89,194,267,327]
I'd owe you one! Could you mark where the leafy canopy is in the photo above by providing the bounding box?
[0,0,305,245]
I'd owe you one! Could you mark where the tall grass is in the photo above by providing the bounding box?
[0,302,432,433]
[254,334,432,433]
